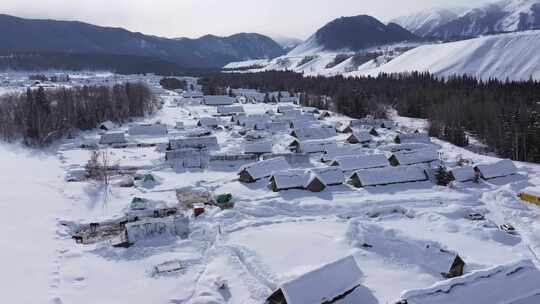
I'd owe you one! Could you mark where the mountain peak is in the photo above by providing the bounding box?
[310,14,417,52]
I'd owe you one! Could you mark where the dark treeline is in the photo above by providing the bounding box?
[0,51,218,76]
[159,77,187,91]
[0,82,156,146]
[200,71,540,163]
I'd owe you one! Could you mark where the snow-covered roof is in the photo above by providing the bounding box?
[280,96,299,103]
[217,105,245,115]
[182,91,203,98]
[241,157,291,180]
[270,169,313,190]
[98,120,116,130]
[322,144,366,162]
[348,131,372,143]
[198,117,222,127]
[244,141,273,154]
[128,123,168,136]
[99,131,126,144]
[391,149,439,166]
[291,126,337,140]
[450,166,476,182]
[310,167,345,185]
[352,165,428,187]
[333,154,389,171]
[299,139,338,153]
[474,159,517,180]
[395,133,431,144]
[237,114,271,127]
[399,260,540,304]
[169,136,218,150]
[203,95,235,105]
[279,255,363,304]
[379,142,435,152]
[277,105,296,113]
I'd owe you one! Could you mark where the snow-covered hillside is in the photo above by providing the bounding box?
[391,7,466,37]
[348,30,540,80]
[424,0,540,38]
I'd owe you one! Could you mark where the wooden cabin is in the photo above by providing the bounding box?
[266,256,365,304]
[349,165,428,188]
[269,169,326,192]
[474,159,517,180]
[346,131,372,144]
[238,157,291,183]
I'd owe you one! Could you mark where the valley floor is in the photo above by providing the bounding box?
[2,86,540,304]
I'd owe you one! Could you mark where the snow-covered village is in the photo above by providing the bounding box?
[3,0,540,304]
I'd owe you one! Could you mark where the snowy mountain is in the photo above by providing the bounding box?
[268,35,303,52]
[391,7,467,37]
[426,0,540,39]
[289,15,417,55]
[348,30,540,80]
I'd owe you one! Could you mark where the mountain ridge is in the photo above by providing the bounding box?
[0,14,286,69]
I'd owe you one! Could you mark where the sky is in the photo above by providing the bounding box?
[0,0,493,40]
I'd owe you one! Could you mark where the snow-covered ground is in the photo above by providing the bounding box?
[2,76,540,304]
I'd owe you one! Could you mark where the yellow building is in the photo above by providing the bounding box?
[518,187,540,206]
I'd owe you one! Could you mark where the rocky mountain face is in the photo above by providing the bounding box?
[310,15,417,52]
[394,0,540,40]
